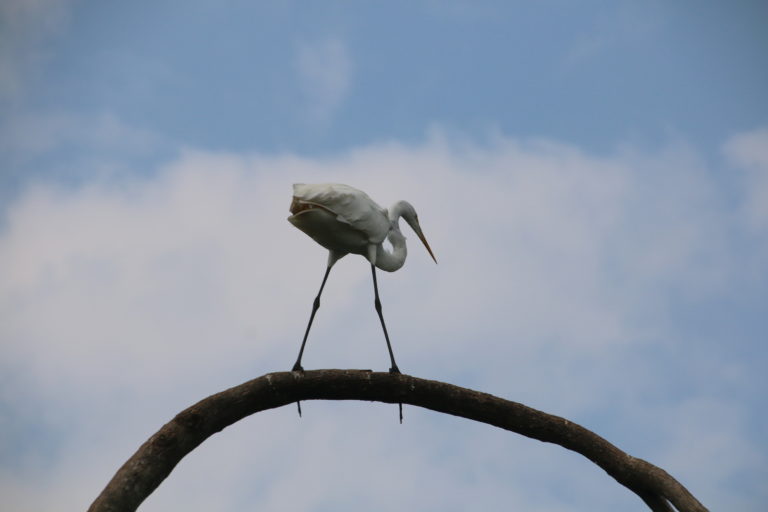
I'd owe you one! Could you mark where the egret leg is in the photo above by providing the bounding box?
[371,264,404,423]
[292,265,333,372]
[292,264,333,418]
[371,264,400,373]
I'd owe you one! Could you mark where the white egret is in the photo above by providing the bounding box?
[288,183,437,375]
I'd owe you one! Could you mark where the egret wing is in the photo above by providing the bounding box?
[293,183,391,243]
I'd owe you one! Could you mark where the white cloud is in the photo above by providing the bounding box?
[657,398,768,511]
[724,127,768,231]
[0,111,160,157]
[295,38,352,122]
[0,110,165,211]
[0,132,763,510]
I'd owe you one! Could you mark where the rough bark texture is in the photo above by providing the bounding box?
[88,370,707,512]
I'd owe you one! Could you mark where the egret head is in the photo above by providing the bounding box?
[393,201,437,264]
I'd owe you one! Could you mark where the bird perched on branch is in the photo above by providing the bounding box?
[287,183,437,375]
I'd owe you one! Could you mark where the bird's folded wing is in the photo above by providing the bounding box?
[293,183,391,244]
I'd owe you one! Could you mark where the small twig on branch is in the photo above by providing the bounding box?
[88,369,707,512]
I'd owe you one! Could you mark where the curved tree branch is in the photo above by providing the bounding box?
[88,370,707,512]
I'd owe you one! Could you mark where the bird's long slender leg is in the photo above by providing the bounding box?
[292,265,333,372]
[371,264,404,423]
[292,264,333,418]
[371,263,400,374]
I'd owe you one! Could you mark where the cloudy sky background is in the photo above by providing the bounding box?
[1,1,767,510]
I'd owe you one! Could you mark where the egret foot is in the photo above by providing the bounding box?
[387,367,403,423]
[291,364,304,417]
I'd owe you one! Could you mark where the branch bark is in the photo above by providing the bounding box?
[88,370,707,512]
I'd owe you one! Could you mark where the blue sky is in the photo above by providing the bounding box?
[1,1,767,511]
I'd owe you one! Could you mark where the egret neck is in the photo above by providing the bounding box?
[373,201,413,272]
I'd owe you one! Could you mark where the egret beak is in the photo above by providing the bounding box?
[415,229,437,264]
